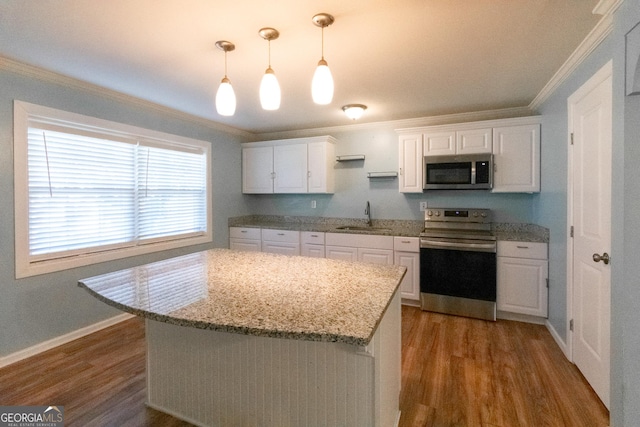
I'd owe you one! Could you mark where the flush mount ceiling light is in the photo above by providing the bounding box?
[259,27,281,111]
[342,104,367,120]
[311,13,335,105]
[215,40,236,116]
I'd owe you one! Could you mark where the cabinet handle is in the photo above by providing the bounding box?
[402,240,411,243]
[277,233,285,236]
[516,245,529,249]
[241,230,247,233]
[311,234,318,237]
[307,171,311,178]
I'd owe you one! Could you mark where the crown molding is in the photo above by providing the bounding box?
[529,2,618,111]
[0,55,254,139]
[252,106,533,140]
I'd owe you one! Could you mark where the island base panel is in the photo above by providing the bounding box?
[145,292,401,427]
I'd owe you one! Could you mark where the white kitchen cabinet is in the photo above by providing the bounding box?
[423,128,492,156]
[261,229,300,256]
[456,127,492,154]
[325,233,394,265]
[492,124,541,193]
[229,227,262,252]
[273,143,307,193]
[398,133,424,193]
[241,136,336,194]
[325,245,358,261]
[397,116,541,193]
[497,241,548,318]
[241,146,274,194]
[359,248,394,265]
[301,231,325,258]
[393,237,420,301]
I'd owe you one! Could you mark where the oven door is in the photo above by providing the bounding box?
[420,238,497,320]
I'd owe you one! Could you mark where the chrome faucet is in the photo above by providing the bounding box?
[365,201,372,226]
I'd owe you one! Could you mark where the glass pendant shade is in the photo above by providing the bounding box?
[260,67,281,110]
[215,77,236,116]
[312,59,334,105]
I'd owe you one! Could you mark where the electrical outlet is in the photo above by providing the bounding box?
[419,201,428,211]
[311,200,317,209]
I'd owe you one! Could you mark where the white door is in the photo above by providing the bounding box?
[242,146,274,194]
[568,61,612,408]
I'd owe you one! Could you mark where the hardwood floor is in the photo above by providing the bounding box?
[0,307,609,426]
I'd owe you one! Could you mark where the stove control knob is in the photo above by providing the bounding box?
[472,212,479,217]
[435,211,440,216]
[481,212,487,218]
[427,210,433,216]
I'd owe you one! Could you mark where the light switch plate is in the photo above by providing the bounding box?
[419,201,428,211]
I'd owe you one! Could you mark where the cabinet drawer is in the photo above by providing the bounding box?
[393,236,419,252]
[301,231,325,245]
[229,227,261,240]
[497,241,547,260]
[262,228,300,243]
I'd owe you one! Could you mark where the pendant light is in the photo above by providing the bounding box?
[258,28,281,110]
[215,40,236,116]
[311,13,335,105]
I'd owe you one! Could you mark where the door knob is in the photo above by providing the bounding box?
[592,252,610,265]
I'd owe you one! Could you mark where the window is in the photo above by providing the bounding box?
[14,101,212,278]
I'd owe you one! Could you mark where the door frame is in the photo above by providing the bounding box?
[566,60,612,365]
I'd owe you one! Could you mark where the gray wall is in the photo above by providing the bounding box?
[0,68,250,357]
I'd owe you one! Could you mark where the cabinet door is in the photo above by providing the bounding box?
[273,143,308,193]
[325,245,358,262]
[358,248,393,265]
[242,146,274,194]
[423,131,456,156]
[394,251,420,301]
[398,134,424,193]
[229,239,261,252]
[456,128,492,154]
[492,124,540,193]
[262,241,301,256]
[307,141,334,193]
[497,257,548,317]
[302,243,325,258]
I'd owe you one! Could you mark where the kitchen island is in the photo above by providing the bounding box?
[79,248,406,427]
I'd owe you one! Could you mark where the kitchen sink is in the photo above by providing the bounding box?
[334,226,392,232]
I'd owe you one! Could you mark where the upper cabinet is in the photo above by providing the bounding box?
[424,128,492,156]
[397,116,541,193]
[242,136,336,194]
[492,124,540,193]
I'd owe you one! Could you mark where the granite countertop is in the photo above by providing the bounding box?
[78,248,406,347]
[229,215,550,243]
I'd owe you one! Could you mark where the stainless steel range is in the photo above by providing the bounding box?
[419,208,497,321]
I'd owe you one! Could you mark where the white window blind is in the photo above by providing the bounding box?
[14,101,212,278]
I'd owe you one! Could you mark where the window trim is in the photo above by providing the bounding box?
[14,100,213,279]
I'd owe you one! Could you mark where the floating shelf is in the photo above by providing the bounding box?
[367,171,398,179]
[336,154,365,162]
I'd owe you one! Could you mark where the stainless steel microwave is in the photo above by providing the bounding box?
[424,153,493,190]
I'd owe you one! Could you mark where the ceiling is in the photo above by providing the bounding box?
[0,1,602,134]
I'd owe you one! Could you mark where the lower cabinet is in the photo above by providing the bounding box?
[229,227,261,252]
[325,233,394,265]
[301,231,325,258]
[393,237,420,302]
[497,241,548,318]
[261,229,300,256]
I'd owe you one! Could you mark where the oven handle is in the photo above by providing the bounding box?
[420,239,496,253]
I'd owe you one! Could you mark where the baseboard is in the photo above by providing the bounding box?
[545,319,570,359]
[0,313,134,369]
[497,311,546,325]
